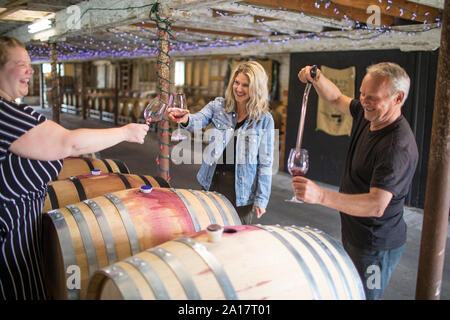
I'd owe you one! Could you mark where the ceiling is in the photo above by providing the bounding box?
[0,0,445,61]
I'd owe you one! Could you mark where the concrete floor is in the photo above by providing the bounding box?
[38,108,449,300]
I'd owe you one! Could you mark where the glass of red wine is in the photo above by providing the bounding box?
[286,148,309,203]
[143,95,173,124]
[171,92,188,142]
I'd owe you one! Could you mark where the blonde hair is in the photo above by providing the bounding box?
[0,36,25,68]
[224,61,269,121]
[366,62,410,105]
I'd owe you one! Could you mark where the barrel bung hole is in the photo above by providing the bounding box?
[223,228,237,234]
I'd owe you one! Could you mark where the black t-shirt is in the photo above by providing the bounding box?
[216,117,247,172]
[339,99,418,250]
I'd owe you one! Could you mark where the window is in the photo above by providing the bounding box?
[174,60,185,86]
[42,63,64,75]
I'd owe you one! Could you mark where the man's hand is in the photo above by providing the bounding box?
[298,65,321,84]
[291,176,324,204]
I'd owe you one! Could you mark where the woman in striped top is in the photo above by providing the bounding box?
[0,36,149,300]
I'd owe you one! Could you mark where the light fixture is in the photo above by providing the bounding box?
[28,19,52,34]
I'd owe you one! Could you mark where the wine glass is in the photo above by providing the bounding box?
[286,148,309,203]
[143,95,173,124]
[171,92,188,142]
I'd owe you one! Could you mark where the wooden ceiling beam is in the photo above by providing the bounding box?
[0,0,27,19]
[135,22,256,38]
[332,0,440,23]
[168,0,233,10]
[253,15,278,23]
[406,0,443,10]
[210,8,278,23]
[211,9,241,17]
[215,2,354,30]
[241,0,396,26]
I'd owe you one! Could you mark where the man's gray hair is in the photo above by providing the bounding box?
[366,62,410,105]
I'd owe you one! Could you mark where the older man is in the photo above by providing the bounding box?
[294,62,418,299]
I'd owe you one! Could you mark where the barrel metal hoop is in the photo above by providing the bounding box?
[101,159,114,173]
[282,226,340,299]
[124,256,170,300]
[83,199,118,265]
[202,192,230,226]
[175,238,238,300]
[101,264,142,300]
[47,184,60,210]
[255,224,322,300]
[187,189,217,225]
[112,159,130,174]
[293,226,366,300]
[81,157,94,171]
[46,209,80,300]
[211,191,241,226]
[69,176,87,201]
[114,173,132,189]
[103,193,141,256]
[170,189,201,232]
[153,176,171,188]
[147,247,201,300]
[66,204,99,276]
[137,174,153,187]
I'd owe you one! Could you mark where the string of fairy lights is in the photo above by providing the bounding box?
[27,0,442,62]
[30,0,441,181]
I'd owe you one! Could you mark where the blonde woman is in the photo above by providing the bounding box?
[168,61,274,224]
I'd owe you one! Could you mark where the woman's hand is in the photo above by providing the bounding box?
[122,123,149,144]
[167,107,190,125]
[254,206,266,219]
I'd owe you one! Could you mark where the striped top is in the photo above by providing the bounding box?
[0,97,62,300]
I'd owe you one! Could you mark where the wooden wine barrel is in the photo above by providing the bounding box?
[106,98,115,113]
[100,97,107,112]
[275,104,287,117]
[75,94,82,108]
[67,93,73,106]
[57,157,130,180]
[71,93,77,107]
[122,101,133,117]
[270,108,283,131]
[118,100,125,115]
[86,225,365,300]
[43,173,171,213]
[42,187,241,300]
[78,152,101,158]
[87,97,93,109]
[132,100,146,120]
[93,97,101,111]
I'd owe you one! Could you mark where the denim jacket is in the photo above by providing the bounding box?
[182,97,274,208]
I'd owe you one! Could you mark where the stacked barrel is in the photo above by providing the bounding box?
[43,154,365,300]
[43,154,242,300]
[62,92,82,115]
[86,225,366,300]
